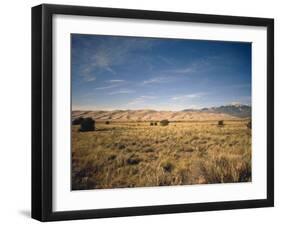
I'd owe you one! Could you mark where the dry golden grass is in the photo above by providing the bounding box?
[71,120,251,190]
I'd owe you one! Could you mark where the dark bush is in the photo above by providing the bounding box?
[154,122,158,126]
[118,144,126,150]
[247,120,252,129]
[105,121,110,125]
[126,157,141,165]
[218,120,224,126]
[107,154,116,161]
[72,117,84,125]
[160,119,169,126]
[150,122,154,126]
[79,118,95,132]
[161,161,174,172]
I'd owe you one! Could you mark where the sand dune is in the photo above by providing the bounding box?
[72,109,240,121]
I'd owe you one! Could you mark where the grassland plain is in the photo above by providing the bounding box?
[71,119,251,190]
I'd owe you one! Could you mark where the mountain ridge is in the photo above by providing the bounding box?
[72,104,251,121]
[182,104,251,118]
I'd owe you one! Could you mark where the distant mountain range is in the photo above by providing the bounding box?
[182,104,251,118]
[72,104,251,122]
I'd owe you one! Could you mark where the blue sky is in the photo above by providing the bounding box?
[71,34,251,111]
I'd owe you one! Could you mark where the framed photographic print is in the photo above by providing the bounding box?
[32,4,274,221]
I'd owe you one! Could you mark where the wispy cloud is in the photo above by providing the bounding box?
[108,79,125,83]
[139,95,157,99]
[142,76,172,85]
[95,79,127,90]
[95,84,119,90]
[75,36,157,83]
[109,89,135,95]
[158,56,174,65]
[78,52,115,83]
[140,65,197,86]
[80,67,97,82]
[91,51,117,74]
[169,67,194,74]
[165,57,218,76]
[83,75,96,82]
[95,79,126,90]
[171,92,205,101]
[127,98,144,106]
[128,95,157,105]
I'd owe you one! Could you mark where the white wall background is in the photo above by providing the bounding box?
[0,0,279,225]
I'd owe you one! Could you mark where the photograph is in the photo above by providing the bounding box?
[71,34,252,190]
[31,3,274,221]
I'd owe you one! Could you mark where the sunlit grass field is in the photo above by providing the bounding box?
[71,120,251,190]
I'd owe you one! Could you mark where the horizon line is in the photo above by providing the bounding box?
[72,103,251,112]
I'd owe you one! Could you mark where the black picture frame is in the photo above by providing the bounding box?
[32,4,274,222]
